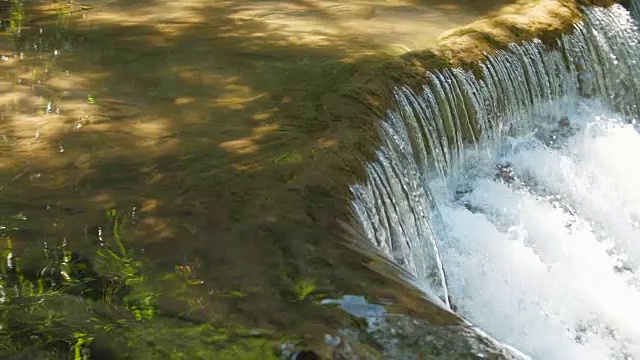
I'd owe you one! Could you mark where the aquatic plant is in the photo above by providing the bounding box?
[0,209,290,359]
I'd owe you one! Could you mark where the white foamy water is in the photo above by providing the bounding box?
[349,4,640,357]
[436,101,640,359]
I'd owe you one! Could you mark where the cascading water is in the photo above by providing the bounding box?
[350,4,640,359]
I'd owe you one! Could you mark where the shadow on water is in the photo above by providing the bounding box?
[0,0,517,357]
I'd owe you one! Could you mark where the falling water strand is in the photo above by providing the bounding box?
[631,0,640,30]
[350,3,640,359]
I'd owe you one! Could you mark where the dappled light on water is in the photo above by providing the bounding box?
[0,0,537,357]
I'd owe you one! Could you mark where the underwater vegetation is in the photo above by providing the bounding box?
[0,209,293,360]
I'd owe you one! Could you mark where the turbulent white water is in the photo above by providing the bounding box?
[350,3,640,359]
[436,101,640,359]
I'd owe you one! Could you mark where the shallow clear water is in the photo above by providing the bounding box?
[435,100,640,359]
[1,0,537,358]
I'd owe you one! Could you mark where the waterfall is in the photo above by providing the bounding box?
[351,4,640,359]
